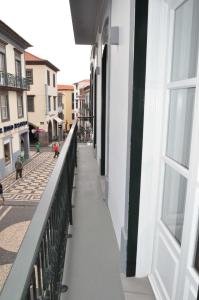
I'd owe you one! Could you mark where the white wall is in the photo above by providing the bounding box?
[136,0,169,276]
[107,0,131,246]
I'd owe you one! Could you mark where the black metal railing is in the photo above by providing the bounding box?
[0,71,29,90]
[0,121,77,300]
[77,116,94,143]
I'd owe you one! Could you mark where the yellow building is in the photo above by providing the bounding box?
[0,21,31,179]
[25,52,63,145]
[57,85,74,132]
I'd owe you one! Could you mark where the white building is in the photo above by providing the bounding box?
[0,21,31,179]
[73,79,90,120]
[70,0,199,299]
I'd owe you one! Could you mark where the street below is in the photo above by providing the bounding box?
[0,150,57,291]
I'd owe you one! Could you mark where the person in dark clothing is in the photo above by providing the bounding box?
[15,157,23,179]
[0,183,5,205]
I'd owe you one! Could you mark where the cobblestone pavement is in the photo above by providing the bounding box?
[0,151,57,291]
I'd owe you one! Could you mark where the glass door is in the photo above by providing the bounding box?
[152,0,199,299]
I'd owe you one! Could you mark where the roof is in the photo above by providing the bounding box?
[69,0,102,45]
[57,85,74,91]
[25,51,60,72]
[24,52,42,61]
[74,79,90,85]
[0,20,32,49]
[75,79,90,89]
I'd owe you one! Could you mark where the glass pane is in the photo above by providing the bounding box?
[171,0,199,81]
[166,88,194,168]
[162,165,187,244]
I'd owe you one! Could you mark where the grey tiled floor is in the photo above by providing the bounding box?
[61,145,156,300]
[61,145,125,300]
[121,274,156,300]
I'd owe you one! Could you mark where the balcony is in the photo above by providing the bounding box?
[0,71,29,91]
[0,122,124,300]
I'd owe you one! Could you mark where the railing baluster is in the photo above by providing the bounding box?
[31,268,37,299]
[36,253,42,297]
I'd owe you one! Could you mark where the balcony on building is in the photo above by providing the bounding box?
[0,70,29,91]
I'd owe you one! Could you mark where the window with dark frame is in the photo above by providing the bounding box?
[48,96,51,111]
[47,70,50,85]
[15,51,22,88]
[53,96,56,110]
[0,43,6,77]
[0,93,9,121]
[26,69,33,85]
[53,74,56,87]
[17,93,24,118]
[72,113,74,120]
[58,94,62,107]
[72,92,74,109]
[27,95,35,112]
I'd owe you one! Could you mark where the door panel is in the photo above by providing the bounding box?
[152,0,199,299]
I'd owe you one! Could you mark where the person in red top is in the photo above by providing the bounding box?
[53,143,59,158]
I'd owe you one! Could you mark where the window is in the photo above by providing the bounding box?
[166,88,195,168]
[4,143,11,165]
[0,43,6,85]
[76,100,78,109]
[58,94,62,107]
[53,74,56,87]
[47,70,50,85]
[26,69,33,85]
[53,96,56,110]
[171,0,199,81]
[161,0,198,245]
[17,93,24,118]
[162,166,187,243]
[15,50,22,88]
[72,113,74,120]
[0,93,9,121]
[48,96,51,111]
[72,93,74,109]
[27,95,34,112]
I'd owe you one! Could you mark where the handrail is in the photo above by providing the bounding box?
[0,120,77,300]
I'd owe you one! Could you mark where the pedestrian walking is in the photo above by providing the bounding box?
[53,143,59,158]
[15,157,23,179]
[0,183,5,205]
[35,141,41,153]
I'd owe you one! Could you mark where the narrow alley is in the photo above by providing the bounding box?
[0,151,57,290]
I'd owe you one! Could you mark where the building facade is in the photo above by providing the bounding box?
[73,79,90,120]
[70,0,199,299]
[25,52,63,145]
[0,21,31,179]
[57,85,74,132]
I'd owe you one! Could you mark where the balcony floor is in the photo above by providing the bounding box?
[61,144,125,300]
[61,144,156,300]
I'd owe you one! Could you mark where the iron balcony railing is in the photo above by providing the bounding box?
[0,121,77,300]
[0,71,29,90]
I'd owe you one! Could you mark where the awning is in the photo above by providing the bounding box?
[53,117,63,124]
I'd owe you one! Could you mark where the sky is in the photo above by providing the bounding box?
[1,0,91,84]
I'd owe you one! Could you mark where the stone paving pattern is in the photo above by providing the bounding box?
[0,151,57,292]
